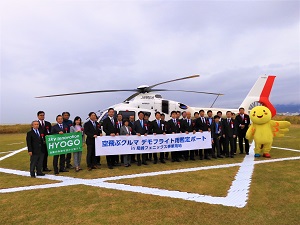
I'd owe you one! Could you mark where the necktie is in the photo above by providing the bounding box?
[41,121,44,128]
[93,122,96,128]
[173,119,176,125]
[216,124,219,134]
[157,120,160,128]
[140,120,143,127]
[228,119,230,124]
[188,119,191,126]
[202,118,204,123]
[59,124,63,130]
[35,129,40,137]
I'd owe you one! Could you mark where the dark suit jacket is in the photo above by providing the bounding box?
[84,120,102,145]
[167,119,181,133]
[235,114,250,134]
[38,120,52,136]
[26,129,42,154]
[133,120,148,135]
[222,118,237,138]
[211,122,223,139]
[51,123,69,134]
[150,120,166,134]
[195,117,210,131]
[180,119,195,132]
[102,117,118,136]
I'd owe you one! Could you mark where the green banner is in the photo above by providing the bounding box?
[45,133,83,156]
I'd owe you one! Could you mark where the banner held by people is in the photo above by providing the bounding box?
[95,132,211,156]
[46,133,82,156]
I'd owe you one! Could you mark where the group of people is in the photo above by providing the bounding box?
[26,108,250,177]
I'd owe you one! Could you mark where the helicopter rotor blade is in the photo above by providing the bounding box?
[148,74,200,89]
[151,89,223,96]
[124,92,141,102]
[35,89,137,98]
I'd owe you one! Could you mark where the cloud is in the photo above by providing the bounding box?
[0,0,299,123]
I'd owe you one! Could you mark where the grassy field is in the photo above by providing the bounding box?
[0,125,299,224]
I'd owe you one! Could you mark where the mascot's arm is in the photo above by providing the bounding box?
[270,120,291,137]
[246,124,255,143]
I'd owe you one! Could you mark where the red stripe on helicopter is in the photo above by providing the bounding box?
[259,75,276,117]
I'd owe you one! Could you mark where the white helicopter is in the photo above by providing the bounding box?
[36,75,277,122]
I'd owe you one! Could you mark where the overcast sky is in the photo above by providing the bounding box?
[1,0,299,124]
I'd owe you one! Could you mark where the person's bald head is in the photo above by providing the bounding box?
[186,112,192,119]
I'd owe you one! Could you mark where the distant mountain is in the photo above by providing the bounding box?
[275,104,300,113]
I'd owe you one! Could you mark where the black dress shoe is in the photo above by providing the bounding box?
[108,166,113,169]
[87,167,92,171]
[36,173,45,176]
[160,159,166,163]
[54,172,59,175]
[59,169,69,172]
[199,157,203,160]
[142,161,148,165]
[124,164,129,167]
[190,158,195,161]
[217,155,224,158]
[31,174,36,178]
[204,157,211,160]
[239,152,244,154]
[246,152,249,155]
[43,169,52,172]
[171,159,176,162]
[137,160,142,166]
[176,159,181,162]
[230,155,234,158]
[212,155,217,159]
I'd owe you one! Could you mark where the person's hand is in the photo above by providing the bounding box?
[233,135,236,138]
[144,133,147,136]
[77,130,81,132]
[28,152,32,156]
[116,133,119,136]
[153,133,156,135]
[59,131,63,134]
[208,128,211,132]
[193,130,196,134]
[172,132,175,134]
[126,134,129,136]
[93,135,97,138]
[110,133,115,136]
[200,130,203,133]
[211,140,214,144]
[100,133,103,136]
[163,132,166,135]
[241,125,245,129]
[185,131,189,134]
[137,133,141,136]
[223,134,225,138]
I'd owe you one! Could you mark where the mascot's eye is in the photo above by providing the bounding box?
[254,111,256,114]
[263,110,265,112]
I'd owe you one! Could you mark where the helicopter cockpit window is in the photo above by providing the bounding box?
[155,94,162,98]
[119,111,135,120]
[179,103,188,110]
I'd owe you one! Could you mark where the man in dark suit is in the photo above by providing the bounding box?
[195,110,211,160]
[235,107,250,155]
[84,112,102,170]
[222,111,237,158]
[102,108,119,169]
[26,121,45,178]
[150,112,166,164]
[51,115,69,175]
[133,111,149,166]
[181,111,196,160]
[211,116,224,159]
[62,112,73,169]
[37,111,52,172]
[167,111,181,162]
[128,115,136,163]
[217,110,225,155]
[231,112,238,154]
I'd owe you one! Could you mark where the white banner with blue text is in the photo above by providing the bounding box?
[95,132,211,156]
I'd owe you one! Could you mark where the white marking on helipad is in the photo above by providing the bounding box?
[0,143,299,208]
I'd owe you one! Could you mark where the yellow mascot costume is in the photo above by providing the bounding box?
[246,106,291,158]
